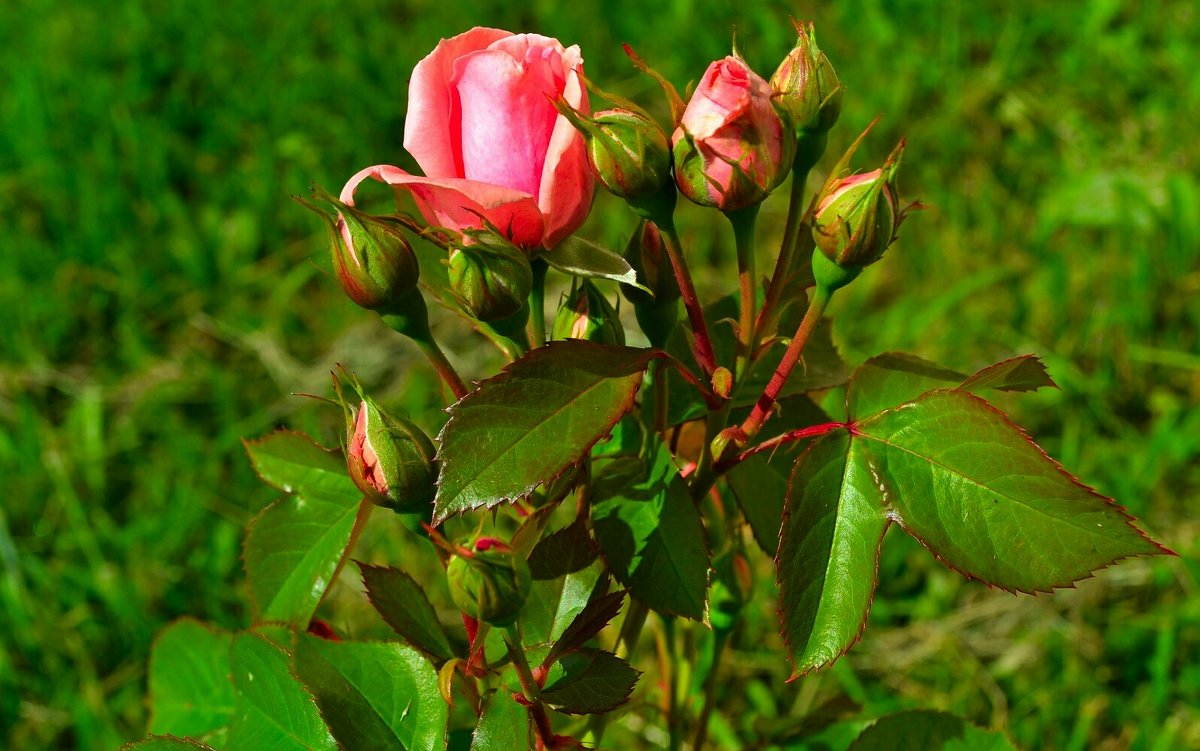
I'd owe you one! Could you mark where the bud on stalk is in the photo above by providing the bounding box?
[552,279,625,345]
[346,397,438,512]
[447,231,534,322]
[556,100,673,201]
[446,538,532,627]
[770,20,843,136]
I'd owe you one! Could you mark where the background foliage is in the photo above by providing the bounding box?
[1,0,1196,749]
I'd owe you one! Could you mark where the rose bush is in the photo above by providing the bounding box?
[340,27,593,250]
[672,55,790,211]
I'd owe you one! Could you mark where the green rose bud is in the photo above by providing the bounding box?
[346,397,437,512]
[552,279,625,345]
[446,538,533,627]
[447,232,534,322]
[770,20,843,136]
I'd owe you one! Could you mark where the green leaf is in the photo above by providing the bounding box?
[120,738,219,751]
[545,590,626,666]
[959,354,1056,393]
[544,235,649,292]
[469,690,530,751]
[244,430,349,497]
[435,341,659,522]
[526,518,597,580]
[148,619,235,741]
[849,709,1017,750]
[665,295,845,424]
[522,556,605,649]
[226,633,337,751]
[846,352,965,420]
[294,634,448,751]
[855,389,1165,592]
[244,485,365,625]
[776,431,889,676]
[359,563,455,661]
[592,441,710,620]
[541,648,639,715]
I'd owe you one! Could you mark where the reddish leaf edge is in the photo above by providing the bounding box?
[432,341,665,524]
[356,561,462,661]
[774,429,892,680]
[242,429,344,494]
[852,389,1176,596]
[541,647,642,716]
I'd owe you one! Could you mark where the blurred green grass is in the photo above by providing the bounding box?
[1,0,1196,748]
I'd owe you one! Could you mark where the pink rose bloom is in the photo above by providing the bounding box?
[672,56,789,211]
[340,28,594,250]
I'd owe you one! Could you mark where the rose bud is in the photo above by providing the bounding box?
[811,138,910,290]
[621,220,678,307]
[671,56,793,212]
[447,231,534,322]
[556,103,672,200]
[552,279,625,345]
[771,20,843,136]
[346,397,437,512]
[298,191,419,312]
[446,538,532,627]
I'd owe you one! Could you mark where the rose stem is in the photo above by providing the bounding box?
[658,215,719,379]
[381,294,469,400]
[503,624,556,746]
[739,283,833,441]
[755,130,827,345]
[727,203,761,380]
[529,257,548,348]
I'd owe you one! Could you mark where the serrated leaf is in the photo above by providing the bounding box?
[294,634,448,751]
[244,430,348,497]
[959,354,1056,393]
[120,737,219,751]
[855,389,1164,592]
[527,518,597,580]
[244,485,366,625]
[665,295,845,424]
[226,633,337,751]
[148,619,236,741]
[545,590,626,667]
[435,341,659,522]
[522,556,605,649]
[846,352,965,420]
[592,441,709,620]
[776,431,889,677]
[541,648,639,715]
[469,690,530,751]
[849,709,1017,750]
[359,563,454,661]
[545,235,649,292]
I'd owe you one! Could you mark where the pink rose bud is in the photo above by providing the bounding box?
[551,279,625,345]
[347,397,438,512]
[771,20,843,135]
[811,138,909,289]
[298,190,419,312]
[671,56,793,212]
[340,29,594,251]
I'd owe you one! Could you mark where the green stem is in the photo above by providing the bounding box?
[740,284,833,441]
[529,257,548,348]
[380,291,469,400]
[727,204,760,380]
[755,130,827,345]
[660,617,682,751]
[693,630,730,751]
[414,339,468,400]
[503,624,555,746]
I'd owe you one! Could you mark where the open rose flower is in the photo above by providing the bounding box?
[672,56,791,212]
[340,28,594,251]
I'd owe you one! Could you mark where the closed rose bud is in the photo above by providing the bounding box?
[446,538,532,627]
[552,279,625,345]
[621,220,678,307]
[347,397,437,512]
[298,191,420,311]
[811,137,909,291]
[557,104,672,200]
[447,232,534,322]
[771,20,842,136]
[672,56,793,212]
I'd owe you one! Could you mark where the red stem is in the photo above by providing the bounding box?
[658,217,718,378]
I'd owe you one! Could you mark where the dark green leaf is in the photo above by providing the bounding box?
[541,648,639,715]
[545,590,626,666]
[592,442,709,620]
[849,709,1016,750]
[545,235,649,292]
[435,341,659,522]
[855,389,1165,592]
[226,633,337,751]
[359,563,454,661]
[469,690,530,751]
[846,352,965,420]
[959,354,1057,393]
[294,634,448,751]
[148,619,235,741]
[120,738,218,751]
[776,431,890,676]
[527,518,597,580]
[244,486,365,625]
[244,430,348,497]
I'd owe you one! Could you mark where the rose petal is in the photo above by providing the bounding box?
[538,60,593,248]
[405,27,512,179]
